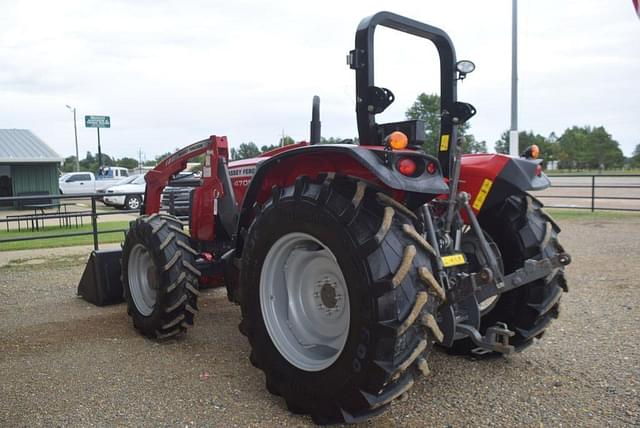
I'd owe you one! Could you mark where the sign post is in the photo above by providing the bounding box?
[85,115,111,172]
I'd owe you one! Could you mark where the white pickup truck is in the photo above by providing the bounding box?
[59,167,130,194]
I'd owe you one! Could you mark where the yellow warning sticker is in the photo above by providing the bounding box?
[472,178,493,211]
[439,134,450,151]
[441,253,466,267]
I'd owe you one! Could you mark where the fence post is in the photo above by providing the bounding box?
[591,175,595,212]
[91,196,99,250]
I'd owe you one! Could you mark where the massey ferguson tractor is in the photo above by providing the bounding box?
[107,12,570,424]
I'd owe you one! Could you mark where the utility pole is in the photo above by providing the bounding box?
[97,128,102,172]
[138,148,144,174]
[509,0,519,156]
[65,105,80,171]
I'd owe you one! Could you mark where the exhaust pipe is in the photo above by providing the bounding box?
[310,95,321,145]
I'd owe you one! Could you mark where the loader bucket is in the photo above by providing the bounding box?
[77,249,124,306]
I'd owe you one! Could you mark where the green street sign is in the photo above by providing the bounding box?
[85,115,111,128]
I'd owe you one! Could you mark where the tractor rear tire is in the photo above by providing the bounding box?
[239,175,443,424]
[452,193,568,355]
[121,213,201,339]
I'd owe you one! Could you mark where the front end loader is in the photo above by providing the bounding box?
[84,11,571,424]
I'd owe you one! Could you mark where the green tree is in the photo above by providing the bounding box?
[494,130,559,167]
[232,142,261,161]
[631,144,640,168]
[406,93,470,155]
[117,157,138,169]
[143,152,172,167]
[256,136,300,156]
[79,151,116,171]
[494,132,509,155]
[461,135,487,154]
[62,156,78,172]
[494,130,544,154]
[320,137,339,144]
[557,126,624,170]
[155,152,172,163]
[279,135,295,146]
[584,127,624,170]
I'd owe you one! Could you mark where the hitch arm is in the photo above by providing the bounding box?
[456,322,515,356]
[475,252,571,303]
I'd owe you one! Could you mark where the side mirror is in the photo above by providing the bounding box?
[456,60,475,80]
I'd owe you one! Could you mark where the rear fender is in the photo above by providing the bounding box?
[459,154,550,214]
[234,144,448,255]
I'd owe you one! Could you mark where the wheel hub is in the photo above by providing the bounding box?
[260,232,350,372]
[316,278,341,310]
[128,244,158,316]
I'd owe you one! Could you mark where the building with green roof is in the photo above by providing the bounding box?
[0,129,63,207]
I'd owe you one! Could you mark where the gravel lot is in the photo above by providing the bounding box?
[1,215,639,427]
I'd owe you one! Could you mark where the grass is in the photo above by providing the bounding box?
[545,208,640,220]
[2,209,637,252]
[0,221,129,251]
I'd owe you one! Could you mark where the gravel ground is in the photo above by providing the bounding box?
[1,216,639,427]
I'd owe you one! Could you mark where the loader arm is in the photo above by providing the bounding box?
[143,136,231,241]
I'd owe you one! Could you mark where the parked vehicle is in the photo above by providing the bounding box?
[81,12,571,424]
[59,172,122,194]
[160,172,201,218]
[60,167,133,195]
[96,174,141,202]
[103,174,146,210]
[97,166,130,179]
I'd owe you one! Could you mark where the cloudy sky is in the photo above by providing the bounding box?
[1,0,638,162]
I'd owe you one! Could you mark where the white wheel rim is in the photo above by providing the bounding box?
[128,244,158,316]
[128,197,140,210]
[260,232,350,372]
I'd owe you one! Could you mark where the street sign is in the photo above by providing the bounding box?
[84,115,110,171]
[85,115,111,128]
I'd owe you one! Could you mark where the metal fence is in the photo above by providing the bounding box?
[1,175,638,251]
[0,193,136,250]
[533,174,640,212]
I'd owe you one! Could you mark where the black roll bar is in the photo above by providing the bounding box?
[350,11,459,177]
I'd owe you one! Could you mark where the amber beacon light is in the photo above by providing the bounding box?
[386,131,409,150]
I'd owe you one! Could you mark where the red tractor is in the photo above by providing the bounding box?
[117,12,570,424]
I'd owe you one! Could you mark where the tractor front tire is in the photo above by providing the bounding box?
[453,193,568,355]
[121,213,201,339]
[239,176,443,424]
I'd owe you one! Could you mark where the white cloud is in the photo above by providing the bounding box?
[0,0,638,161]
